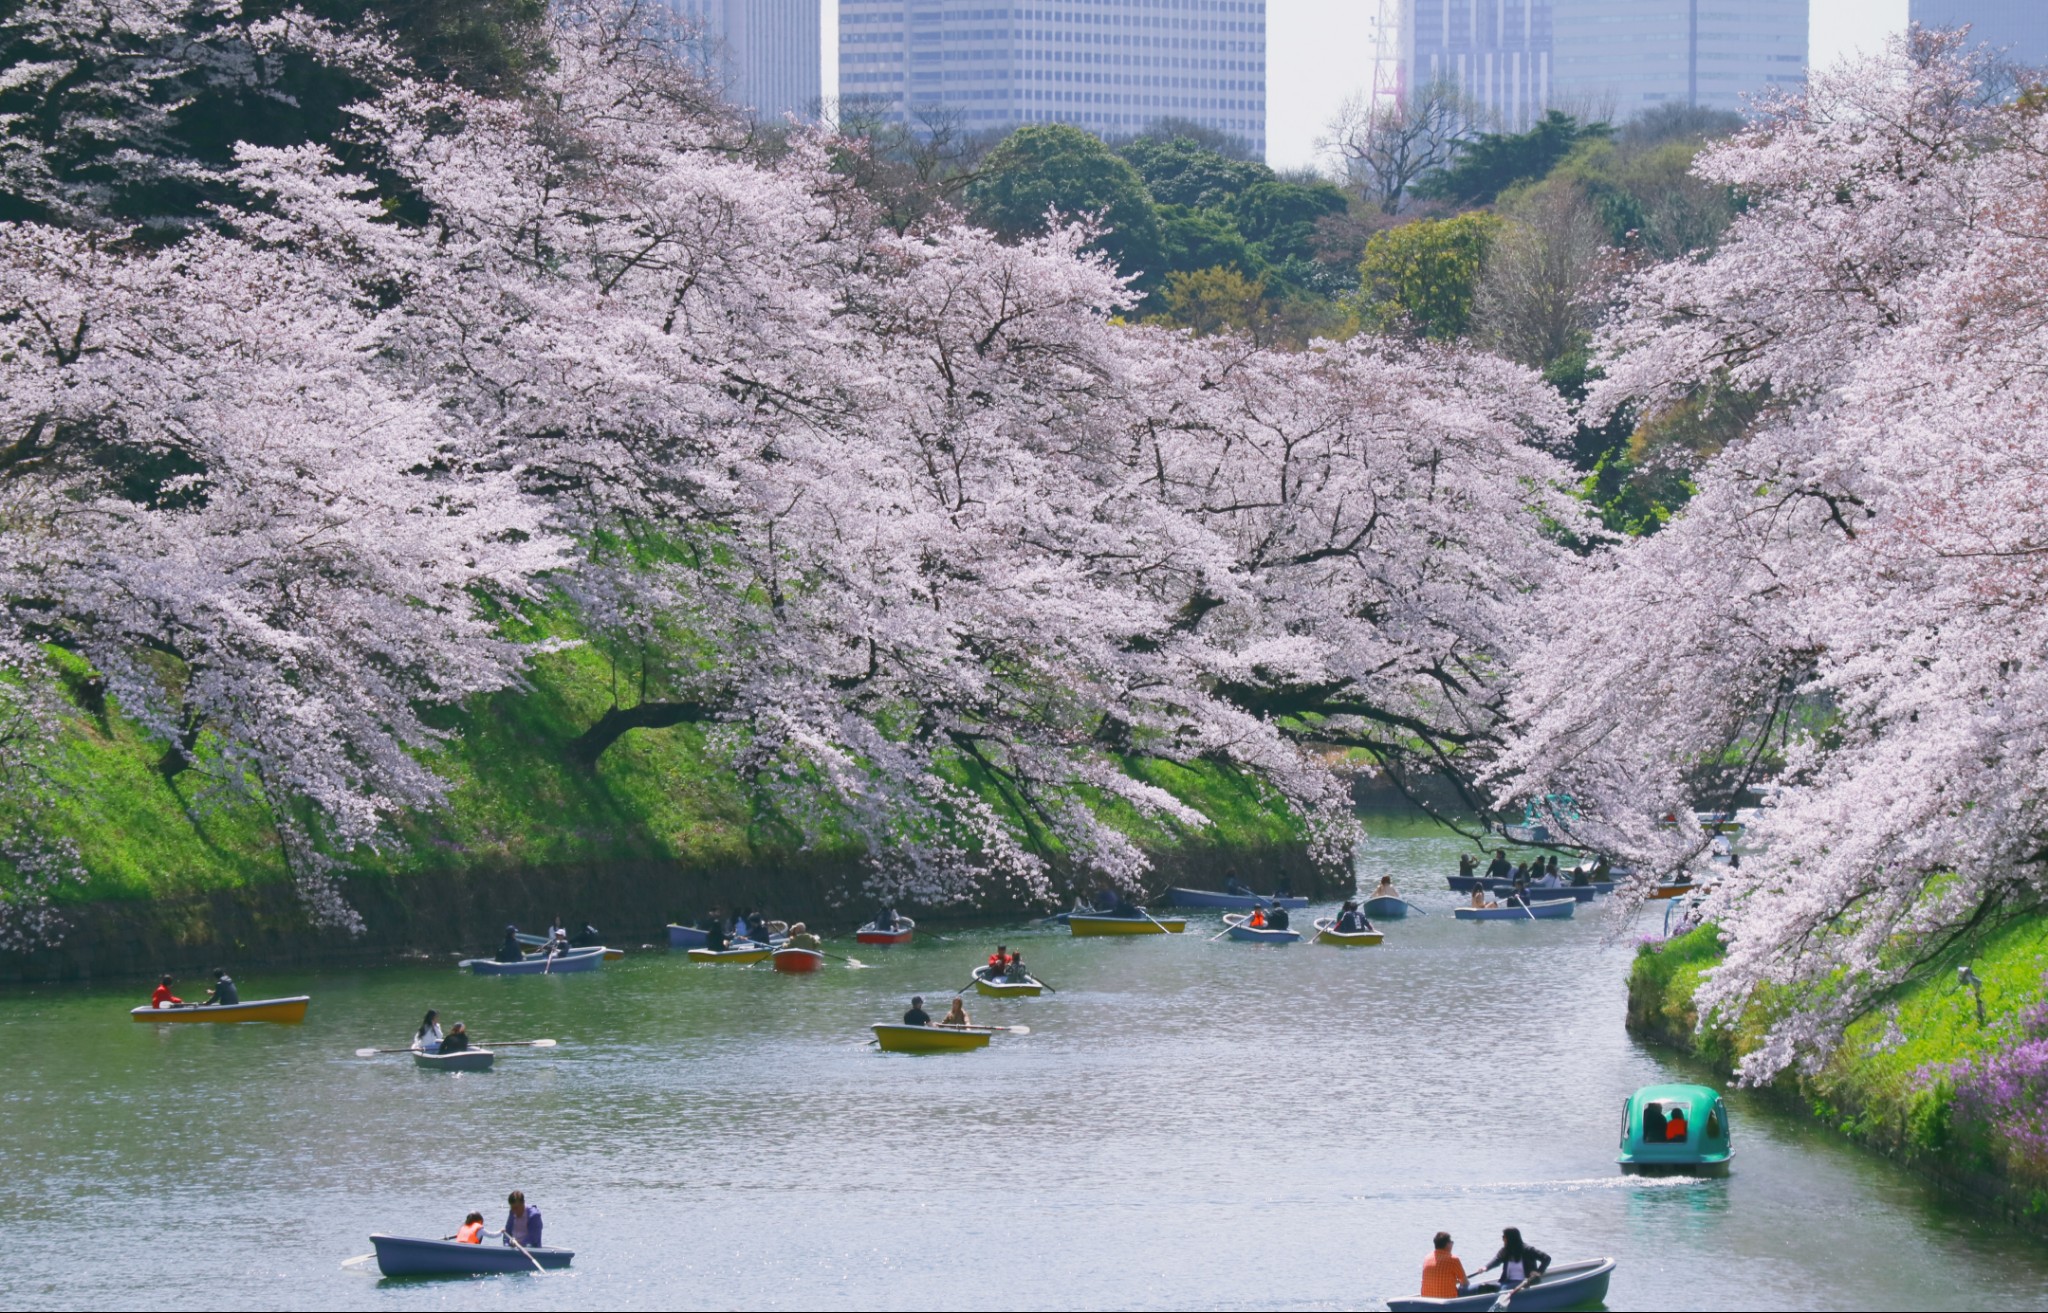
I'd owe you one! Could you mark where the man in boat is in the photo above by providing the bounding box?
[495,926,525,964]
[440,1022,474,1054]
[1265,903,1291,931]
[874,906,899,932]
[1419,1232,1467,1300]
[1334,901,1370,934]
[149,975,183,1009]
[785,922,821,951]
[501,1191,542,1249]
[704,913,730,952]
[203,969,239,1007]
[1458,853,1477,882]
[1462,1227,1550,1298]
[1486,848,1513,882]
[987,944,1013,977]
[1002,950,1028,983]
[903,996,931,1026]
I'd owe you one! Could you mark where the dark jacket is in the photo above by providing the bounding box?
[440,1029,472,1054]
[503,1206,542,1248]
[1486,1243,1551,1282]
[207,976,239,1006]
[903,1007,931,1026]
[495,937,524,964]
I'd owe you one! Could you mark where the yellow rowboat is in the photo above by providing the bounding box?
[1312,919,1384,947]
[1068,913,1185,937]
[871,1024,994,1052]
[973,972,1044,997]
[687,946,772,964]
[129,995,310,1024]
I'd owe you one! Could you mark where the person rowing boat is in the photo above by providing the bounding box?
[502,1190,542,1248]
[1461,1227,1550,1299]
[203,969,239,1006]
[1333,900,1372,934]
[784,922,821,950]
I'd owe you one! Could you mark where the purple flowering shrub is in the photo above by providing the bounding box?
[1934,977,2048,1177]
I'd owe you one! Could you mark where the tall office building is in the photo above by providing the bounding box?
[1403,1,1554,131]
[839,0,1267,157]
[1911,2,2048,65]
[665,0,822,120]
[1549,0,1806,117]
[1405,2,1806,127]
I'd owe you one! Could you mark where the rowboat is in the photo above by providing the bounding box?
[412,1048,494,1072]
[666,923,710,949]
[1312,918,1384,946]
[129,995,310,1025]
[1068,912,1185,937]
[516,933,623,960]
[855,917,915,946]
[1619,1082,1733,1174]
[771,946,824,974]
[1361,895,1408,919]
[1453,900,1575,921]
[1384,1257,1615,1311]
[871,1023,993,1052]
[1448,875,1607,899]
[1224,920,1301,944]
[686,944,772,964]
[972,968,1044,997]
[461,947,606,975]
[1165,886,1311,910]
[1648,882,1699,900]
[367,1233,573,1277]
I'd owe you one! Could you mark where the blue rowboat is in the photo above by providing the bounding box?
[1362,895,1409,919]
[1384,1257,1615,1311]
[368,1234,573,1277]
[666,923,710,949]
[1225,921,1301,943]
[1166,886,1310,910]
[1453,899,1575,921]
[460,947,606,975]
[1448,875,1606,899]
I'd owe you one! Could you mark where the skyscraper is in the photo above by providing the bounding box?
[1911,2,2048,65]
[839,1,1267,157]
[1403,0,1554,131]
[1404,1,1807,127]
[666,0,822,121]
[1549,0,1806,118]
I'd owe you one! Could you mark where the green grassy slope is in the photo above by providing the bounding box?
[25,638,1304,907]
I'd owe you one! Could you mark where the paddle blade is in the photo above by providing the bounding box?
[998,1024,1031,1035]
[340,1252,378,1268]
[354,1048,379,1057]
[528,1038,557,1048]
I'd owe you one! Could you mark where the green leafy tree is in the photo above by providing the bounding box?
[1116,133,1271,207]
[1351,211,1501,340]
[1155,204,1254,279]
[1228,178,1348,268]
[1416,110,1609,208]
[964,123,1162,279]
[1149,265,1269,337]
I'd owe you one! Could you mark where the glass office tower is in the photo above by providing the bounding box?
[840,0,1267,156]
[1911,2,2048,65]
[666,0,823,120]
[1404,0,1554,131]
[1549,0,1807,118]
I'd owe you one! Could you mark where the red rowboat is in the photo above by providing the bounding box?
[771,946,824,974]
[854,916,915,946]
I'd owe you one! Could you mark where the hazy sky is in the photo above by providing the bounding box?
[818,2,1913,170]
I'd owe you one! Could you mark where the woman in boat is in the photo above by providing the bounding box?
[1372,874,1398,900]
[413,1010,443,1054]
[456,1212,486,1245]
[439,1022,473,1055]
[149,975,182,1009]
[1468,887,1498,911]
[939,998,972,1027]
[494,925,525,964]
[502,1191,542,1248]
[784,922,821,951]
[1463,1227,1550,1297]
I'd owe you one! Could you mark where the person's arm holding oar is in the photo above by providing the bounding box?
[1208,914,1244,943]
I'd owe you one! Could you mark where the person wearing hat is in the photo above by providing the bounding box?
[202,969,239,1007]
[494,925,525,964]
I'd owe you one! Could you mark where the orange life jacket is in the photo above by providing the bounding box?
[1249,909,1266,927]
[457,1221,484,1244]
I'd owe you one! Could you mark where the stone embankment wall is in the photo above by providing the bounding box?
[1,840,1336,982]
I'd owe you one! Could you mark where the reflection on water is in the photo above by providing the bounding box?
[0,814,2043,1310]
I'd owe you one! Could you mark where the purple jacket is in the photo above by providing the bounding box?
[502,1206,542,1248]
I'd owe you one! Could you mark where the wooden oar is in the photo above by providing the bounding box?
[504,1231,546,1275]
[1135,906,1178,936]
[816,949,869,968]
[1208,914,1246,943]
[339,1251,377,1268]
[968,1024,1031,1034]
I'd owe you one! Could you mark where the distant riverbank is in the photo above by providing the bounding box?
[1629,918,2048,1233]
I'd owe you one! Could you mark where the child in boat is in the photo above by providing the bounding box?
[149,975,182,1009]
[1247,907,1267,928]
[456,1213,486,1244]
[939,998,972,1027]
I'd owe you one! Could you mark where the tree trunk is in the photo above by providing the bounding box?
[568,700,721,765]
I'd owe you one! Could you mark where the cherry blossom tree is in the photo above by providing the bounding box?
[1491,31,2048,1078]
